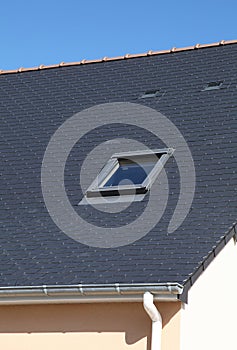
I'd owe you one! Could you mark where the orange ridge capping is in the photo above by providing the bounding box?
[0,39,236,75]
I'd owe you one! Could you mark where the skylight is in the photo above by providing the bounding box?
[140,89,161,98]
[80,148,174,204]
[202,81,223,91]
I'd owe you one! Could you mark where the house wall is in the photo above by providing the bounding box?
[180,237,237,350]
[0,301,181,350]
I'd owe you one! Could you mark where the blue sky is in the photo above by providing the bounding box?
[1,0,236,70]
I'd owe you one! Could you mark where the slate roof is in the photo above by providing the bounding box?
[0,41,236,297]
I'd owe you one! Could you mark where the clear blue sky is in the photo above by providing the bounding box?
[1,0,236,70]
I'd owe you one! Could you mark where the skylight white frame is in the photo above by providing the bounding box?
[79,148,174,205]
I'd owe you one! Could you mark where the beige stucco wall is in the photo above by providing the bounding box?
[0,300,181,350]
[180,237,237,350]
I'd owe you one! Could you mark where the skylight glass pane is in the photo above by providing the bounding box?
[103,158,156,187]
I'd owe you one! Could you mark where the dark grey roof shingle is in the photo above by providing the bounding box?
[0,43,236,291]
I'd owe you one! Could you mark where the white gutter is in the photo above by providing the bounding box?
[143,292,162,350]
[0,283,183,305]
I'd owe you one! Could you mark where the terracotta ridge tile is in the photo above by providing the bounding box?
[0,39,236,75]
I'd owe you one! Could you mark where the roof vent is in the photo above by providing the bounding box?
[140,89,161,99]
[202,81,223,91]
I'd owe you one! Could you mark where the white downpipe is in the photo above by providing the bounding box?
[143,292,162,350]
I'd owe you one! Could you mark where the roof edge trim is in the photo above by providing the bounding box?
[0,40,236,75]
[0,283,183,305]
[182,222,237,302]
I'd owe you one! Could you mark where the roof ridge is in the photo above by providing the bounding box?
[0,39,236,75]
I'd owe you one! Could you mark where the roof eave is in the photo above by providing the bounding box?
[0,283,183,305]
